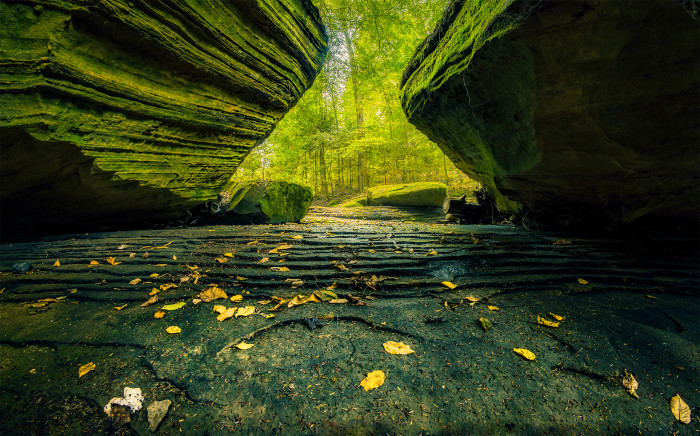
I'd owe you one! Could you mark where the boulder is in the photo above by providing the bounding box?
[366,183,448,207]
[400,0,699,227]
[210,180,313,224]
[0,0,327,235]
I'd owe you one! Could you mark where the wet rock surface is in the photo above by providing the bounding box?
[0,209,697,434]
[401,0,699,227]
[0,0,327,236]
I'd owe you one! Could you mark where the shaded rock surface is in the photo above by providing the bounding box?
[400,0,699,227]
[0,0,327,235]
[366,182,448,207]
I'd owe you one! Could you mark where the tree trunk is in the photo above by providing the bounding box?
[319,142,329,198]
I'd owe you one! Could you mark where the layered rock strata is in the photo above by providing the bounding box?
[401,0,699,227]
[0,0,327,234]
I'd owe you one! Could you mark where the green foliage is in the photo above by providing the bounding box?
[234,0,478,203]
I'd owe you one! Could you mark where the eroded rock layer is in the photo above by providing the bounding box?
[0,0,327,234]
[401,0,699,227]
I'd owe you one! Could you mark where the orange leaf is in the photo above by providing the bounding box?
[141,295,158,307]
[154,310,166,319]
[106,257,121,265]
[78,362,95,378]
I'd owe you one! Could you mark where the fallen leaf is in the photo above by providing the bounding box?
[313,289,338,301]
[114,303,128,311]
[106,257,122,265]
[166,326,181,334]
[154,241,174,249]
[149,273,160,278]
[537,315,560,328]
[478,317,492,331]
[192,298,201,304]
[129,253,136,258]
[143,252,149,259]
[646,295,658,300]
[162,302,185,311]
[235,306,255,318]
[236,342,254,350]
[383,341,414,355]
[183,264,198,270]
[464,296,479,303]
[197,286,227,302]
[172,255,177,261]
[217,307,236,321]
[88,260,99,267]
[141,295,158,307]
[265,314,275,319]
[215,257,229,264]
[549,312,565,321]
[129,278,142,285]
[513,348,536,360]
[247,240,259,245]
[259,257,269,263]
[149,288,160,296]
[159,283,177,291]
[224,253,234,258]
[157,264,168,267]
[441,281,457,289]
[213,305,227,314]
[269,299,289,311]
[426,250,437,256]
[577,278,588,285]
[154,310,165,319]
[179,276,190,284]
[53,260,60,267]
[622,370,639,399]
[117,244,128,250]
[307,293,322,303]
[230,295,243,303]
[552,239,572,245]
[335,264,348,271]
[78,362,95,378]
[360,370,385,391]
[368,249,376,253]
[289,280,304,288]
[291,235,303,240]
[670,394,691,424]
[236,276,248,281]
[487,306,500,311]
[288,294,308,308]
[270,266,290,272]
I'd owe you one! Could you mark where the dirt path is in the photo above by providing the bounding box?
[1,208,698,434]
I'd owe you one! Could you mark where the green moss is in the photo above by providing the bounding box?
[259,181,313,223]
[338,195,368,208]
[367,182,448,207]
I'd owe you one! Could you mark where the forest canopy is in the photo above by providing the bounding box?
[233,0,478,202]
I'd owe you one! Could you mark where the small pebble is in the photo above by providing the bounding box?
[12,262,31,274]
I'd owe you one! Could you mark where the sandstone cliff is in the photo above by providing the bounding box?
[401,0,699,227]
[0,0,327,234]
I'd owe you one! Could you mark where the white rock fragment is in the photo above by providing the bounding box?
[147,399,172,432]
[104,387,143,416]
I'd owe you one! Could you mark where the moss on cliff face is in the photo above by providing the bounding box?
[0,0,327,233]
[401,0,699,226]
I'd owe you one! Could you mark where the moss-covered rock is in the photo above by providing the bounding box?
[218,180,313,224]
[401,0,699,226]
[338,195,368,208]
[367,183,448,207]
[0,0,327,234]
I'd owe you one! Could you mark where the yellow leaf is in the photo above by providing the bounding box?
[106,257,122,265]
[235,306,255,318]
[478,317,492,331]
[335,264,348,271]
[154,310,166,319]
[259,257,269,263]
[236,276,248,281]
[78,362,95,378]
[383,341,414,355]
[154,263,167,267]
[622,370,639,399]
[224,253,234,258]
[89,260,99,266]
[646,295,658,300]
[291,235,303,240]
[236,342,255,350]
[549,312,565,321]
[313,289,338,301]
[172,255,177,261]
[464,296,479,303]
[140,295,158,307]
[160,283,177,291]
[154,241,173,249]
[213,305,227,314]
[270,266,290,272]
[230,295,243,303]
[441,281,457,289]
[129,278,141,285]
[329,298,348,304]
[149,288,160,296]
[426,250,437,256]
[114,303,128,311]
[537,315,560,328]
[149,273,160,278]
[265,314,275,319]
[162,302,185,311]
[368,250,376,253]
[288,294,308,308]
[217,307,236,321]
[513,348,536,360]
[166,326,181,334]
[488,306,499,311]
[577,278,588,285]
[360,370,385,391]
[53,260,60,267]
[247,240,259,245]
[307,293,322,303]
[183,264,198,270]
[215,257,229,264]
[198,286,227,302]
[670,394,691,424]
[269,299,289,311]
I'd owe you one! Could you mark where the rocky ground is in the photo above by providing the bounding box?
[0,207,698,435]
